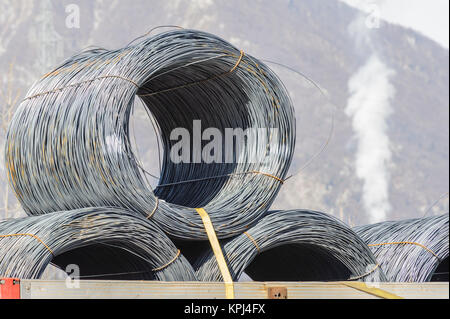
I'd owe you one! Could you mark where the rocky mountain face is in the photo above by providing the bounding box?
[0,0,448,225]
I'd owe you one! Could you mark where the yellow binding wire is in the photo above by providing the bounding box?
[195,207,234,299]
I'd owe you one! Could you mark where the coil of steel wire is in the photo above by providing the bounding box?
[0,207,196,280]
[194,209,387,282]
[354,213,449,282]
[5,29,295,240]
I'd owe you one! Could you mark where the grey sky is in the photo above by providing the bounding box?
[341,0,449,48]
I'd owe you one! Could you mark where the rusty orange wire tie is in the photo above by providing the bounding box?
[368,241,440,260]
[0,233,54,255]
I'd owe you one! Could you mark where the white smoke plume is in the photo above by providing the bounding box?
[345,54,395,223]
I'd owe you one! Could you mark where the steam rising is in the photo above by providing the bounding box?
[346,54,395,223]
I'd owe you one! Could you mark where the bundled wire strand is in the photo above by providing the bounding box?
[5,29,295,240]
[354,213,449,282]
[194,210,387,282]
[0,207,196,280]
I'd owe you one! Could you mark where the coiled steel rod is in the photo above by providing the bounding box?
[5,29,295,240]
[0,207,196,280]
[354,213,449,282]
[194,210,387,282]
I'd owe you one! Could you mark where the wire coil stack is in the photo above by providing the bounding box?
[194,210,387,282]
[1,29,448,285]
[354,214,449,282]
[0,208,196,280]
[5,29,295,240]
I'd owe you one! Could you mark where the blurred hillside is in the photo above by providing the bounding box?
[0,0,448,225]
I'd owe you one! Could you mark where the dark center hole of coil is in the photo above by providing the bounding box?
[133,58,252,208]
[430,256,449,282]
[50,243,156,280]
[244,244,352,281]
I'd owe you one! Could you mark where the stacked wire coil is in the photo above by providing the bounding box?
[354,213,449,282]
[194,209,387,282]
[5,29,295,241]
[2,28,446,284]
[0,207,196,280]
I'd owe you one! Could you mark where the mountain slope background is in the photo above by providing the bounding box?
[0,0,448,225]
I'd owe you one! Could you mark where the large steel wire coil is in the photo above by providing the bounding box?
[354,214,449,282]
[5,29,295,240]
[194,210,387,282]
[0,208,196,280]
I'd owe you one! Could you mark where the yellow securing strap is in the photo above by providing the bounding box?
[195,208,234,299]
[342,282,403,299]
[0,233,54,255]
